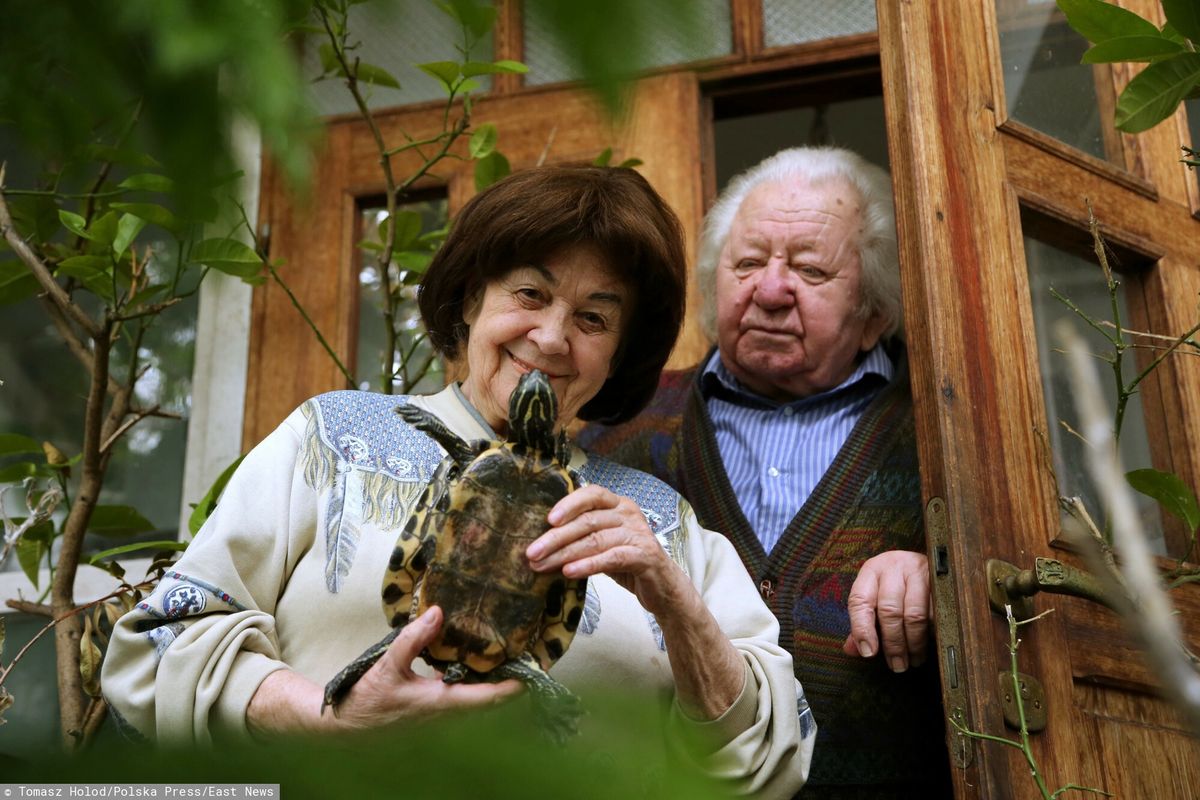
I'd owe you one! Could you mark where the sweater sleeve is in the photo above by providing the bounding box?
[101,408,313,744]
[667,500,815,799]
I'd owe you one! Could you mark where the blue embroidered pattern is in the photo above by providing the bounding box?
[310,391,443,483]
[578,455,681,544]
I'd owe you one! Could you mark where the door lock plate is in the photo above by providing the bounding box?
[998,670,1047,732]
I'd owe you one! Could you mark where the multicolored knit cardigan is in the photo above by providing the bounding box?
[578,354,951,798]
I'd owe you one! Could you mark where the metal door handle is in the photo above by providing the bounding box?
[986,557,1120,619]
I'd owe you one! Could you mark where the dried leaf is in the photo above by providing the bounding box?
[0,685,12,724]
[79,615,103,697]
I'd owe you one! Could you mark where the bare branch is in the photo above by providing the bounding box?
[99,404,163,455]
[1058,320,1200,736]
[5,599,53,617]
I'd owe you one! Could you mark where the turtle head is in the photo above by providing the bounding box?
[508,369,558,452]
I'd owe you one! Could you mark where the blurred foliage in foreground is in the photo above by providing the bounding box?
[2,693,732,800]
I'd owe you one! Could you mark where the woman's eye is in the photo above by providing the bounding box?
[516,287,544,304]
[577,312,610,333]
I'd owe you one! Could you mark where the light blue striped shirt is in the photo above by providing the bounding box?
[702,346,895,553]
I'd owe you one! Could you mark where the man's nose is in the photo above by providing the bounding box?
[528,309,570,354]
[752,261,797,309]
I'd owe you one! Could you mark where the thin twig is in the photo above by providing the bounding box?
[4,599,53,617]
[265,260,355,386]
[99,404,163,455]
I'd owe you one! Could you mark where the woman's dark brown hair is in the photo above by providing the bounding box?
[419,164,687,424]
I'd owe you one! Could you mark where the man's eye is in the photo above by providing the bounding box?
[734,259,761,272]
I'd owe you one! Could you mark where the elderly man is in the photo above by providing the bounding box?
[580,147,950,798]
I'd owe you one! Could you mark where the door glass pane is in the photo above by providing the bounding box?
[762,0,877,48]
[996,0,1116,163]
[1023,233,1164,553]
[0,265,196,576]
[356,198,448,395]
[301,0,493,116]
[715,95,889,191]
[523,1,732,86]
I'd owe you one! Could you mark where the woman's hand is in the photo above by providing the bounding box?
[247,606,523,737]
[526,484,689,618]
[527,485,745,720]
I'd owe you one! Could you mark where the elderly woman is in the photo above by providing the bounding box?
[102,165,813,797]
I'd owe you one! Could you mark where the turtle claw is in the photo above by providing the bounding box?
[493,653,584,745]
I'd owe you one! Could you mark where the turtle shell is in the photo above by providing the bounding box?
[382,410,587,677]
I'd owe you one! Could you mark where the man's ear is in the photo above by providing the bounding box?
[860,311,889,352]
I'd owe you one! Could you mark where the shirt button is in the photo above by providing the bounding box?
[782,407,795,417]
[768,467,780,478]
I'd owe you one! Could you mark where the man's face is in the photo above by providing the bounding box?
[715,178,887,401]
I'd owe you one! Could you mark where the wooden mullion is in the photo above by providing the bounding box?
[491,0,523,94]
[729,0,762,59]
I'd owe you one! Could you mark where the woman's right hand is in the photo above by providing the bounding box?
[247,606,524,737]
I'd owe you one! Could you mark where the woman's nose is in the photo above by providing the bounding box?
[528,310,570,354]
[752,261,797,309]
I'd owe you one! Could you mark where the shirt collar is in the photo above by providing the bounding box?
[700,344,894,409]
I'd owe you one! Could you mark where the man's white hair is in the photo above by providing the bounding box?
[695,146,903,342]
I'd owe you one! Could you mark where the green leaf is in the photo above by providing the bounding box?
[358,240,384,252]
[1162,0,1200,44]
[87,504,156,537]
[457,79,481,94]
[88,540,189,563]
[1115,52,1200,132]
[58,209,90,239]
[461,60,528,77]
[469,123,498,159]
[390,211,423,251]
[0,260,38,306]
[0,462,38,482]
[617,158,644,169]
[492,59,528,74]
[0,433,41,456]
[593,147,613,167]
[187,455,245,536]
[117,173,175,193]
[318,42,340,75]
[1056,0,1159,44]
[189,237,263,278]
[1126,468,1200,533]
[355,62,401,90]
[87,211,119,249]
[473,151,511,191]
[418,61,461,91]
[126,282,169,309]
[437,0,496,38]
[396,250,432,273]
[109,202,178,232]
[57,255,110,277]
[56,255,115,302]
[113,214,148,256]
[1082,35,1186,64]
[16,537,44,588]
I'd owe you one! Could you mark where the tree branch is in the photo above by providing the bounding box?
[0,164,103,339]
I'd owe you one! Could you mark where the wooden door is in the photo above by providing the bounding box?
[246,72,708,447]
[878,1,1200,797]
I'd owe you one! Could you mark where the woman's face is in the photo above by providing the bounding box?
[460,246,630,433]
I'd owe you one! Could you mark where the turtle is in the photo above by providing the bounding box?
[322,368,589,743]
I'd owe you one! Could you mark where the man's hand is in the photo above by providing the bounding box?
[841,551,931,672]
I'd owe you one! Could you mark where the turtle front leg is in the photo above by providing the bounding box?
[322,625,405,712]
[492,653,584,745]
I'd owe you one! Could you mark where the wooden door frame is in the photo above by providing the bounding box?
[878,0,1200,796]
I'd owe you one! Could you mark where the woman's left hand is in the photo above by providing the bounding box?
[526,484,687,619]
[527,483,746,720]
